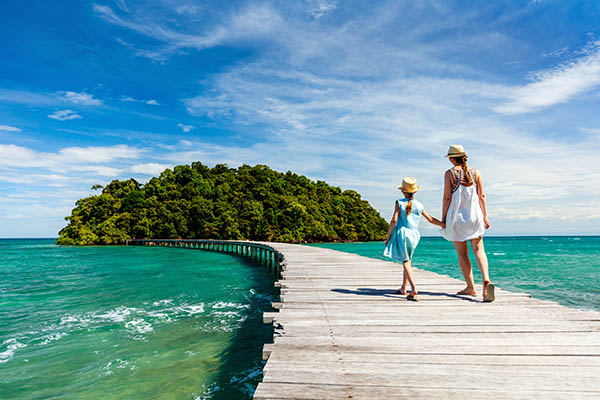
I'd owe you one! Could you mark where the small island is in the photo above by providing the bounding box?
[57,162,388,245]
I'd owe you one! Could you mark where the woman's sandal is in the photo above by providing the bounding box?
[456,288,477,296]
[483,281,495,303]
[406,292,419,302]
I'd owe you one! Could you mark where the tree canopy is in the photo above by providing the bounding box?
[57,163,388,245]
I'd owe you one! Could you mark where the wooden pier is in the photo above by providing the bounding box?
[128,240,600,399]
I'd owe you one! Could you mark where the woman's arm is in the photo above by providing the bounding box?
[441,170,452,223]
[385,202,400,246]
[475,170,490,229]
[422,209,445,228]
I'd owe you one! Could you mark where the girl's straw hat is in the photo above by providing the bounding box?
[444,144,467,158]
[398,177,420,193]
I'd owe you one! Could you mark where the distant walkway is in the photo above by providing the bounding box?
[256,243,600,399]
[128,240,600,399]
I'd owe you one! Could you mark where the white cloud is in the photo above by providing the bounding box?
[121,96,160,105]
[93,3,283,61]
[130,162,170,175]
[175,5,201,15]
[58,145,141,163]
[0,125,21,132]
[177,123,194,132]
[61,91,103,106]
[48,109,82,121]
[115,0,129,12]
[0,143,142,169]
[307,0,337,19]
[77,165,122,177]
[495,45,600,114]
[0,89,57,106]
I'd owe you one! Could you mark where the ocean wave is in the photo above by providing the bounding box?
[0,338,27,364]
[212,301,249,310]
[152,299,173,306]
[125,319,153,334]
[39,332,68,345]
[100,358,136,377]
[177,304,205,315]
[4,297,253,361]
[94,306,139,323]
[210,311,240,317]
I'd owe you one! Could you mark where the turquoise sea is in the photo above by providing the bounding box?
[0,239,277,399]
[312,236,600,312]
[1,237,598,399]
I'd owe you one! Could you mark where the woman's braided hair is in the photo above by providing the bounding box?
[452,155,472,185]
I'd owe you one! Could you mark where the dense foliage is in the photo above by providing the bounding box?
[57,163,388,245]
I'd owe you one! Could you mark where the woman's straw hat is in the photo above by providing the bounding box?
[398,177,420,193]
[444,144,467,158]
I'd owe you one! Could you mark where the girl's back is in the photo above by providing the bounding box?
[397,198,423,230]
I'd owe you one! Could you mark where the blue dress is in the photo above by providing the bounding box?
[383,198,423,262]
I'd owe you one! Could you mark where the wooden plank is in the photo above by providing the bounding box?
[260,368,598,390]
[254,382,600,400]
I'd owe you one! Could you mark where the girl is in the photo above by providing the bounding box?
[384,177,445,301]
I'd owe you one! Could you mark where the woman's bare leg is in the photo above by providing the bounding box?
[402,259,417,294]
[454,241,476,294]
[471,236,494,300]
[470,236,490,282]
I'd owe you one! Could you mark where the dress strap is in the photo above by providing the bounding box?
[451,169,460,193]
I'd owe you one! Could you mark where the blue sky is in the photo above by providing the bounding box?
[1,0,600,237]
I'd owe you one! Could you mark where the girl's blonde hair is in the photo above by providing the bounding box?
[404,192,414,216]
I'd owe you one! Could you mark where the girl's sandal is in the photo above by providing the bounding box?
[406,292,419,302]
[483,281,495,303]
[396,288,407,295]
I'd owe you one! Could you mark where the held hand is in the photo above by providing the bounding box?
[440,222,446,229]
[484,216,490,229]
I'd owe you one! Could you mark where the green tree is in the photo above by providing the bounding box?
[57,162,388,245]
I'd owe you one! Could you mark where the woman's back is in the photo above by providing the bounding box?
[441,167,484,242]
[448,166,478,193]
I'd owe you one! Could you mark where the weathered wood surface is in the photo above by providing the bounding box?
[254,242,600,400]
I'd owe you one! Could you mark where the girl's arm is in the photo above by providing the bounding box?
[475,170,490,229]
[385,202,400,246]
[422,209,445,228]
[441,170,452,223]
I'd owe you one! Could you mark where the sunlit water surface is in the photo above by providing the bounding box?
[0,239,277,399]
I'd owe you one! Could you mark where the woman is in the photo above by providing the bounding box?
[440,144,495,302]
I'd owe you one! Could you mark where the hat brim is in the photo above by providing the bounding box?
[444,152,467,158]
[398,185,420,193]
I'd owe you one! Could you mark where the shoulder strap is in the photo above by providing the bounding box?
[451,169,460,192]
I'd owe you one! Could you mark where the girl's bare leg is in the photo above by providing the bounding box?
[402,259,417,294]
[453,241,476,294]
[470,236,490,282]
[399,269,408,294]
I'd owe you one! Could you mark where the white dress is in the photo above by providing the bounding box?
[440,168,485,242]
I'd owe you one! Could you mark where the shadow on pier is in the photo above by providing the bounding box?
[331,287,481,302]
